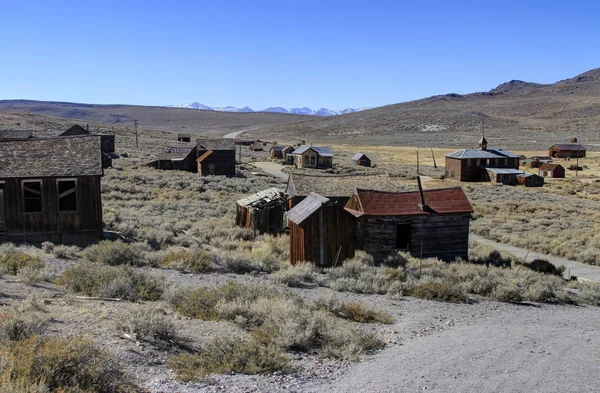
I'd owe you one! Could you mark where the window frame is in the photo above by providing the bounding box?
[22,180,43,215]
[56,178,78,213]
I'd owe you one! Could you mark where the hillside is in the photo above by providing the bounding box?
[247,68,600,149]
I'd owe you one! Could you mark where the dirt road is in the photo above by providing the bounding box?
[223,127,260,139]
[252,161,288,179]
[471,234,600,282]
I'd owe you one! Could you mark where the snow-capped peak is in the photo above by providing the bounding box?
[178,102,360,116]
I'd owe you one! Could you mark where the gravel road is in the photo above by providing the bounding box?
[251,161,289,179]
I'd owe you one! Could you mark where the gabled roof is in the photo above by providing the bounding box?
[286,192,329,225]
[0,135,103,178]
[236,188,284,208]
[344,187,473,217]
[0,130,34,140]
[271,145,286,151]
[485,168,524,175]
[352,153,369,161]
[539,163,564,171]
[550,144,586,151]
[517,173,542,178]
[479,136,488,144]
[531,156,553,161]
[291,145,333,157]
[197,138,235,151]
[286,172,404,198]
[60,124,90,136]
[177,133,191,138]
[445,148,520,159]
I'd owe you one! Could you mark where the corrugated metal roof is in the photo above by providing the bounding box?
[445,148,520,159]
[286,192,329,225]
[488,149,521,158]
[485,168,524,175]
[345,187,473,217]
[291,145,333,157]
[236,187,284,207]
[550,144,586,151]
[352,153,368,160]
[0,135,102,178]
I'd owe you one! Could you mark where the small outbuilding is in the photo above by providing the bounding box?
[517,173,544,187]
[235,188,286,235]
[548,144,586,158]
[290,146,333,169]
[177,133,191,143]
[147,146,198,172]
[270,146,295,160]
[539,163,565,178]
[352,153,371,167]
[287,192,357,266]
[196,139,236,177]
[484,168,524,185]
[249,142,264,151]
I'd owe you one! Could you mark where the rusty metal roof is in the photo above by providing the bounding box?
[286,192,329,225]
[345,187,473,217]
[237,187,284,208]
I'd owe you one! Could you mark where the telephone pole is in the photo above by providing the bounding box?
[133,120,139,149]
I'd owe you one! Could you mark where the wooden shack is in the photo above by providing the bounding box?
[290,146,333,168]
[196,139,236,177]
[539,163,565,178]
[352,153,371,167]
[177,133,191,143]
[235,188,286,235]
[287,192,357,266]
[548,143,586,158]
[270,146,294,159]
[0,135,104,245]
[147,146,198,172]
[485,167,524,185]
[344,183,473,263]
[249,142,264,151]
[517,173,544,187]
[60,124,115,168]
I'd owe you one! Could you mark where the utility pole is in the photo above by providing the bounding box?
[431,148,437,169]
[133,120,139,149]
[416,151,420,175]
[576,145,579,177]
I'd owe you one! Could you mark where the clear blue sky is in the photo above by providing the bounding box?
[1,0,599,110]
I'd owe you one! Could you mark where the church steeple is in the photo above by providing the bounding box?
[478,136,488,150]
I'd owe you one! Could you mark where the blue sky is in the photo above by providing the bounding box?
[1,0,599,109]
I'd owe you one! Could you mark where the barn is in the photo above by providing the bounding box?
[287,192,357,266]
[517,173,544,187]
[344,184,473,263]
[196,139,236,177]
[352,153,371,167]
[548,144,586,158]
[0,135,104,245]
[539,163,566,178]
[60,124,115,168]
[290,146,333,168]
[235,188,286,235]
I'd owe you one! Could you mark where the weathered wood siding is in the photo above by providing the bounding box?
[358,213,470,262]
[290,205,356,266]
[236,202,286,235]
[198,150,236,177]
[353,158,371,167]
[0,176,103,245]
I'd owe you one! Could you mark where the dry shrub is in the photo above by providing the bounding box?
[409,281,468,303]
[162,248,212,273]
[58,264,164,301]
[167,338,289,382]
[82,240,152,267]
[119,307,178,348]
[272,263,319,287]
[52,245,81,259]
[312,297,394,324]
[0,311,46,341]
[0,335,141,392]
[0,251,43,276]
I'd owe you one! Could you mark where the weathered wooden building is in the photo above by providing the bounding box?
[485,167,524,185]
[249,142,264,151]
[0,135,104,245]
[352,153,371,167]
[290,146,333,168]
[147,146,198,172]
[539,163,565,178]
[270,145,295,159]
[60,125,115,168]
[445,137,521,182]
[517,173,544,187]
[177,133,191,143]
[548,143,586,158]
[235,188,286,235]
[287,192,357,266]
[344,185,473,262]
[196,139,236,177]
[521,156,553,168]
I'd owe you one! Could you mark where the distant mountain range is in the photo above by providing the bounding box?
[180,102,361,116]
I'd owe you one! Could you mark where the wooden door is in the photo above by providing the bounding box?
[0,187,5,235]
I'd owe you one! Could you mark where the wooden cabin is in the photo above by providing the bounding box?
[352,153,371,167]
[249,142,264,151]
[290,146,333,168]
[270,146,294,160]
[539,163,565,178]
[445,137,521,182]
[147,146,198,172]
[196,139,236,177]
[60,125,115,168]
[485,167,524,185]
[0,135,104,245]
[177,133,191,143]
[235,188,286,235]
[517,173,544,187]
[344,185,473,263]
[287,192,357,266]
[548,143,586,158]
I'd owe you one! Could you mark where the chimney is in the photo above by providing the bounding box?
[417,176,431,212]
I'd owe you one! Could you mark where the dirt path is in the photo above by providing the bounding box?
[223,127,260,139]
[252,161,288,179]
[470,234,600,282]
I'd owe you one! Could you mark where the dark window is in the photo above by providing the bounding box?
[396,224,411,249]
[304,156,309,164]
[310,156,316,165]
[58,180,77,212]
[23,181,42,213]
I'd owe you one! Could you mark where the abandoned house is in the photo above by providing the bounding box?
[445,137,522,182]
[290,146,333,169]
[147,146,198,172]
[270,145,295,160]
[287,192,357,266]
[0,135,104,245]
[60,124,115,168]
[521,156,553,168]
[249,142,264,151]
[177,133,191,143]
[344,184,473,263]
[539,163,566,178]
[196,138,236,177]
[517,173,544,187]
[548,143,586,158]
[0,131,34,140]
[352,153,371,167]
[235,188,286,235]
